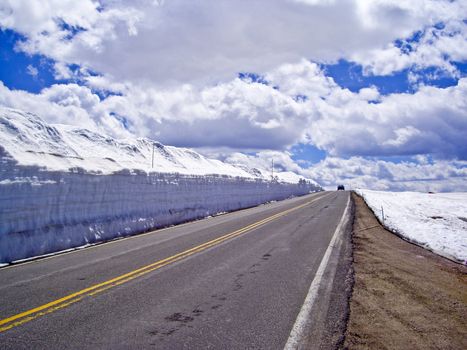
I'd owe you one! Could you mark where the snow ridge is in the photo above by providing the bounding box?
[0,107,317,184]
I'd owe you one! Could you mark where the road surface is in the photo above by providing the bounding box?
[0,191,351,349]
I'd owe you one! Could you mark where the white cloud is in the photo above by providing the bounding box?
[0,81,114,136]
[26,64,38,77]
[351,18,467,77]
[308,78,467,159]
[265,59,336,98]
[0,0,99,34]
[1,0,465,86]
[0,0,142,75]
[1,60,466,160]
[303,156,467,192]
[224,150,467,192]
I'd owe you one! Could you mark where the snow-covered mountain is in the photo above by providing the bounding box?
[0,107,321,263]
[0,107,315,184]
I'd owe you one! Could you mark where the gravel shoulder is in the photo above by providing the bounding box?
[344,192,467,349]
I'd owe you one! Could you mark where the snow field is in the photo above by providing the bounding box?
[356,189,467,263]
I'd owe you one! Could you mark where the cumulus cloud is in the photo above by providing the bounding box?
[0,0,142,80]
[1,0,465,85]
[223,150,467,192]
[0,81,122,137]
[309,78,467,160]
[351,18,467,76]
[0,60,466,160]
[26,64,38,77]
[304,157,467,192]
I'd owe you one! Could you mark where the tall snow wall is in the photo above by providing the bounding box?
[0,156,319,263]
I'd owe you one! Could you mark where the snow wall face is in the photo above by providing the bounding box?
[0,159,320,263]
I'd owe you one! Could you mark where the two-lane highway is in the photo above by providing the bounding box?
[0,191,351,349]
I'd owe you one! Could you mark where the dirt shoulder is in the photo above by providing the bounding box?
[344,193,467,349]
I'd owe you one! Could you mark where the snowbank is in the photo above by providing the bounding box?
[0,107,321,262]
[356,189,467,263]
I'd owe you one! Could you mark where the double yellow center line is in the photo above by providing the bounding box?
[0,194,325,333]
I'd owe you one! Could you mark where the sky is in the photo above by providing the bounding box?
[0,0,466,191]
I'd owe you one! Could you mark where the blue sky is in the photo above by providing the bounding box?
[323,60,463,95]
[0,0,466,191]
[0,30,57,93]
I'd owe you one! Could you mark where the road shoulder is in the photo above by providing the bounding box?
[287,193,354,350]
[303,195,354,350]
[344,192,467,349]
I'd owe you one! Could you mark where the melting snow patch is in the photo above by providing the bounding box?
[356,189,467,263]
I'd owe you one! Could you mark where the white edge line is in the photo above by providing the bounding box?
[284,193,351,350]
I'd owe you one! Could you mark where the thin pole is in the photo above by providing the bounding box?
[271,158,274,180]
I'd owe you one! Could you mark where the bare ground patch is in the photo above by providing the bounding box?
[344,193,467,350]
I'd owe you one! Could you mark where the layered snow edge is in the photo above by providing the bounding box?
[0,107,322,263]
[356,189,467,264]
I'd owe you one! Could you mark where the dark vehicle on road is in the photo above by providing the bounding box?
[337,185,345,190]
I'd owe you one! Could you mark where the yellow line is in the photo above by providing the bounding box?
[0,194,327,332]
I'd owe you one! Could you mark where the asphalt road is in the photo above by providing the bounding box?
[0,191,350,349]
